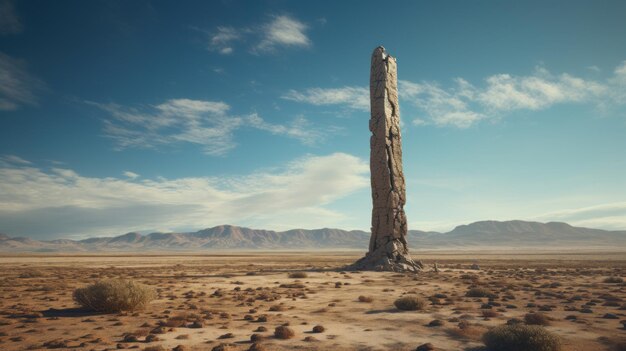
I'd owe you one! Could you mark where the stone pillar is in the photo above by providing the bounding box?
[349,46,422,272]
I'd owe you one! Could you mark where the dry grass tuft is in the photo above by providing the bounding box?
[524,312,551,326]
[482,324,561,351]
[274,325,295,339]
[394,295,426,311]
[466,287,496,298]
[358,295,374,303]
[604,277,624,284]
[73,279,156,313]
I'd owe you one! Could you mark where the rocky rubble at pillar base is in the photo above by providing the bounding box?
[347,239,424,272]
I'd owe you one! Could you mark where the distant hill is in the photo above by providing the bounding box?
[0,220,624,252]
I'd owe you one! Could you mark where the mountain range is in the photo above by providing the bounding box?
[0,220,624,252]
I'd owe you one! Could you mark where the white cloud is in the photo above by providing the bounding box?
[402,65,623,127]
[0,52,42,111]
[256,15,311,52]
[0,154,31,165]
[0,0,22,35]
[399,79,485,128]
[0,153,368,238]
[246,113,322,145]
[282,86,369,111]
[399,68,613,127]
[123,171,139,179]
[94,98,325,155]
[204,15,311,55]
[287,62,626,128]
[477,70,607,112]
[535,202,626,231]
[208,26,239,54]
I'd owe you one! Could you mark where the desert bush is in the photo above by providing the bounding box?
[274,325,295,339]
[288,272,308,279]
[482,310,500,318]
[482,324,561,351]
[312,325,325,333]
[394,295,426,311]
[604,277,624,284]
[73,279,156,312]
[446,323,486,341]
[466,287,496,298]
[524,312,550,326]
[269,304,286,312]
[18,270,45,278]
[358,295,374,302]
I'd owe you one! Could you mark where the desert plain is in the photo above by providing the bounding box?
[0,251,624,351]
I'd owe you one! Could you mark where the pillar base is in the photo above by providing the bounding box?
[347,239,423,272]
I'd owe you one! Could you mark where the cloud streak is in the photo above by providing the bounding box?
[0,153,369,238]
[0,0,22,35]
[256,15,311,52]
[0,52,42,111]
[205,15,311,55]
[535,202,626,231]
[284,62,626,128]
[282,86,369,111]
[94,98,325,155]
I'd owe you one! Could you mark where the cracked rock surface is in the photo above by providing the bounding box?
[349,46,423,272]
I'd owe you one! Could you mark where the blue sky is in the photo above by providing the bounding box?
[1,0,625,239]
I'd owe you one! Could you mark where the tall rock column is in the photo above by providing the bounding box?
[350,46,422,272]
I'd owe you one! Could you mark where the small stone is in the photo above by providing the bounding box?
[122,334,138,342]
[145,334,159,342]
[428,319,444,327]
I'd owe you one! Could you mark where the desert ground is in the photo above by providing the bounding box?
[0,251,624,351]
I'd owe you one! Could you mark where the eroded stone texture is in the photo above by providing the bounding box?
[350,46,423,272]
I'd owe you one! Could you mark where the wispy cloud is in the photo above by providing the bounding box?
[208,26,240,55]
[0,52,42,111]
[93,98,324,155]
[284,62,626,128]
[0,153,369,238]
[0,154,32,165]
[123,171,139,179]
[256,15,311,52]
[203,15,311,55]
[282,86,369,111]
[535,202,626,231]
[400,64,622,128]
[0,0,22,35]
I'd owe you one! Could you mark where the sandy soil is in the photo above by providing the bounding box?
[0,251,624,351]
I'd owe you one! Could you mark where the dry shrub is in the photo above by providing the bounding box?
[466,287,496,298]
[274,326,295,339]
[446,323,486,341]
[269,304,286,312]
[288,272,308,279]
[482,310,500,318]
[394,295,425,311]
[73,279,156,312]
[524,312,550,326]
[18,270,45,278]
[358,295,374,303]
[604,277,624,284]
[482,325,561,351]
[312,325,325,333]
